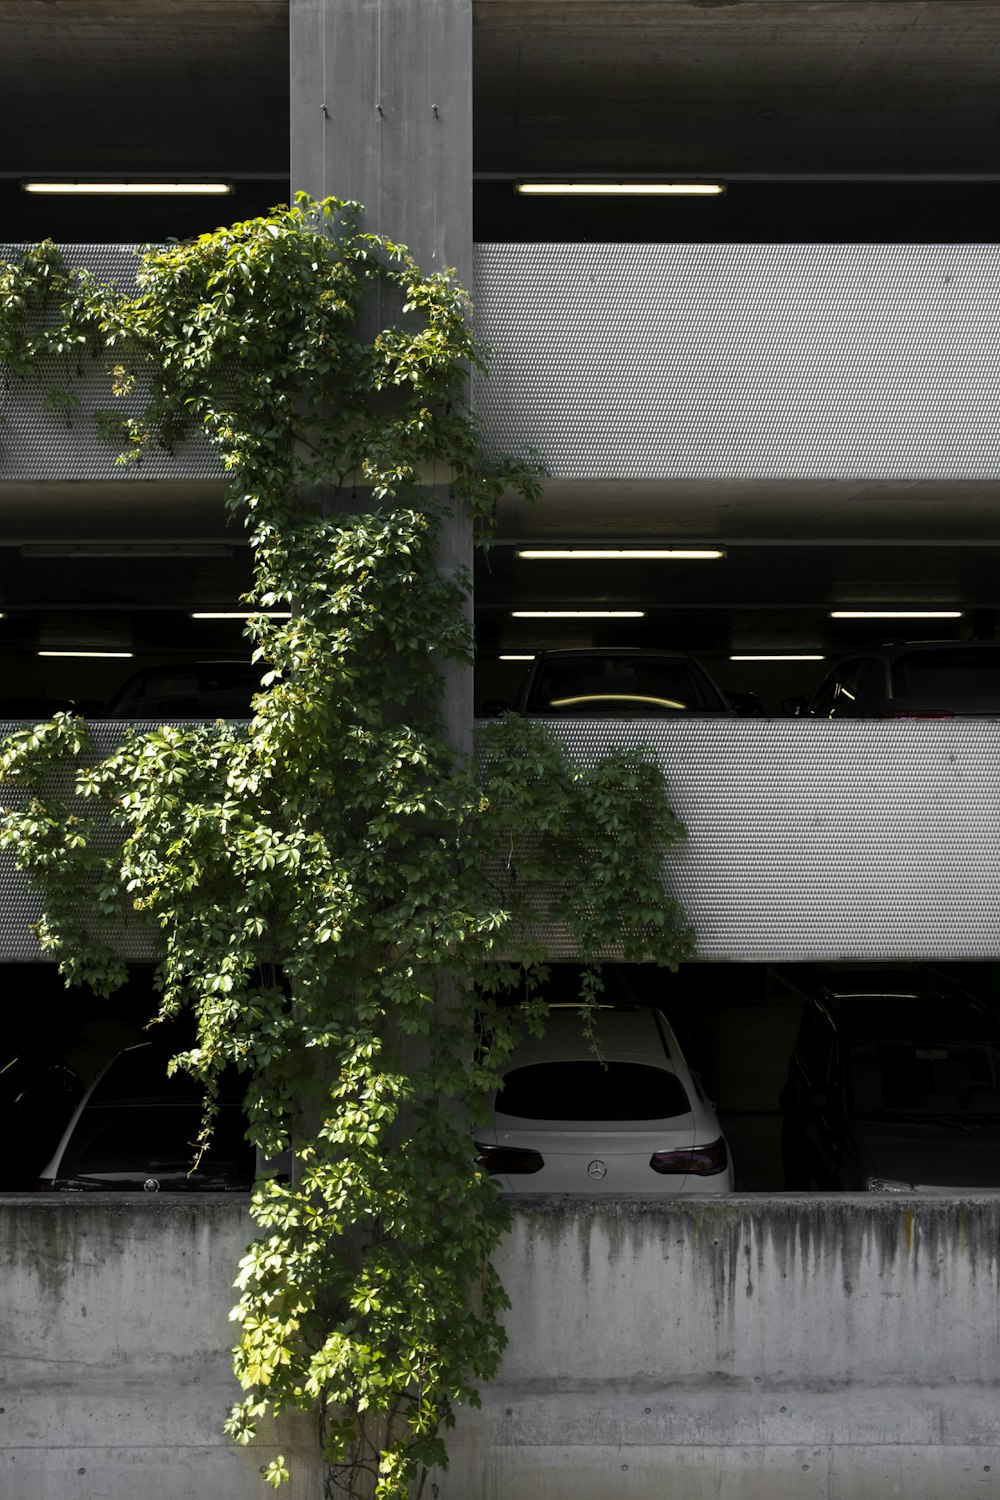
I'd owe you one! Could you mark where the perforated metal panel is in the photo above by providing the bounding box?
[8,242,1000,484]
[0,245,223,481]
[2,718,1000,963]
[473,243,1000,478]
[0,721,193,962]
[478,717,1000,962]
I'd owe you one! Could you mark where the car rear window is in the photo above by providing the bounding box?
[498,1061,690,1121]
[847,1040,1000,1115]
[88,1047,245,1105]
[530,657,722,714]
[107,663,262,717]
[891,650,1000,699]
[60,1101,252,1181]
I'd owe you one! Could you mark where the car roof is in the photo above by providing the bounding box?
[812,992,999,1041]
[837,639,1000,660]
[505,1004,674,1067]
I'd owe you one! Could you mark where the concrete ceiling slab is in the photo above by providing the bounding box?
[473,0,1000,175]
[0,0,289,176]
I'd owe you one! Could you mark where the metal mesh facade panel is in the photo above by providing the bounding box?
[0,246,223,481]
[7,243,1000,483]
[478,718,1000,962]
[473,243,1000,478]
[2,719,999,963]
[0,721,188,962]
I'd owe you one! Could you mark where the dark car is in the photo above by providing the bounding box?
[780,972,1000,1194]
[103,660,263,720]
[794,639,1000,719]
[37,1041,254,1192]
[1,1051,83,1190]
[515,648,732,718]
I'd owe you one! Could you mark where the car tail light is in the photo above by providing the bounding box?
[475,1143,544,1175]
[33,1181,55,1191]
[882,711,954,720]
[650,1138,729,1176]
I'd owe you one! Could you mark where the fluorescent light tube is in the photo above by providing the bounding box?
[517,549,725,561]
[38,650,133,659]
[510,610,646,619]
[830,610,963,619]
[730,654,825,661]
[516,181,724,197]
[23,181,232,196]
[191,611,292,619]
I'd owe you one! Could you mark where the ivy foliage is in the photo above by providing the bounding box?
[0,199,693,1497]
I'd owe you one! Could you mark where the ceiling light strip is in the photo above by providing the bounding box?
[511,610,646,619]
[830,610,963,619]
[516,181,724,197]
[22,181,233,196]
[517,549,725,560]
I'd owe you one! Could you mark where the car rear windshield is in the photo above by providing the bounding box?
[59,1101,252,1181]
[847,1040,1000,1115]
[529,656,723,714]
[498,1061,690,1121]
[891,649,1000,699]
[107,663,261,717]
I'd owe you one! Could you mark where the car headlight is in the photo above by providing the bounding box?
[866,1176,916,1193]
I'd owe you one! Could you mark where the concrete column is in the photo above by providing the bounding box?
[290,0,475,746]
[291,0,472,287]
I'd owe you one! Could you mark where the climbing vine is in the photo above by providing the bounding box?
[0,199,693,1497]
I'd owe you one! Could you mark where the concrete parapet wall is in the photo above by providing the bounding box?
[0,1198,322,1499]
[437,1196,1000,1499]
[2,1196,999,1498]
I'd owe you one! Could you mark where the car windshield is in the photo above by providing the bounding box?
[847,1039,1000,1116]
[529,656,722,715]
[498,1061,690,1121]
[891,649,1000,699]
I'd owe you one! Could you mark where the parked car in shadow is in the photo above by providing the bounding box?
[514,648,733,718]
[787,639,1000,719]
[37,1041,254,1192]
[780,971,1000,1193]
[0,696,82,719]
[0,1051,84,1190]
[103,661,263,720]
[476,1000,734,1194]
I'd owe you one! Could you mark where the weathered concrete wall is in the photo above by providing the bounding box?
[3,1197,999,1499]
[0,1198,322,1499]
[437,1197,1000,1500]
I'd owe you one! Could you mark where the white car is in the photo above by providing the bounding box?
[476,1004,734,1194]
